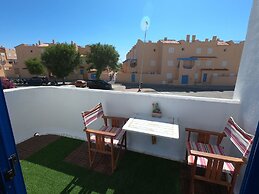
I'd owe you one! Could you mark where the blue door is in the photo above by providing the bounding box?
[181,75,189,84]
[202,73,207,82]
[240,121,259,194]
[0,82,26,193]
[131,73,136,82]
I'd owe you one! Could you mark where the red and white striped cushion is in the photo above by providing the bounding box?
[90,126,125,145]
[82,103,104,127]
[187,142,235,174]
[224,117,254,158]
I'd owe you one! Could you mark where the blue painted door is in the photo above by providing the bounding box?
[240,121,259,194]
[202,73,207,82]
[0,82,26,193]
[131,73,136,82]
[181,75,189,84]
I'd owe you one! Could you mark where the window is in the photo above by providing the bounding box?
[196,48,202,54]
[168,47,174,53]
[150,60,156,66]
[206,60,212,66]
[222,61,227,67]
[181,48,185,51]
[194,73,198,80]
[30,50,33,53]
[166,73,173,79]
[167,60,174,67]
[224,48,227,52]
[195,60,201,66]
[207,48,213,54]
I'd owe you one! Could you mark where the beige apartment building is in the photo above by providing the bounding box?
[14,41,99,80]
[0,47,17,78]
[118,35,244,86]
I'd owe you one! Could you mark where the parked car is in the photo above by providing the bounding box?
[74,80,87,88]
[27,76,49,86]
[87,80,112,90]
[1,78,16,89]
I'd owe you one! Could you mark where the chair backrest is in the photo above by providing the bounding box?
[224,117,254,158]
[82,103,104,128]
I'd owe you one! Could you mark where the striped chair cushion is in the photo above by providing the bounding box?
[82,103,104,127]
[224,117,254,158]
[187,142,235,174]
[90,126,125,145]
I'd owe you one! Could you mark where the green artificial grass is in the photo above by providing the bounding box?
[21,137,180,194]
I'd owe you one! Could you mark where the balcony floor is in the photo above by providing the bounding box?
[17,135,227,194]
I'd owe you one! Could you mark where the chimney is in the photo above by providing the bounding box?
[192,35,196,42]
[38,40,41,45]
[212,36,217,41]
[52,39,55,44]
[71,41,74,45]
[164,37,168,41]
[205,38,209,42]
[186,35,190,42]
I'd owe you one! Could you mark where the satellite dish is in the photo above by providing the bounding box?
[140,16,150,31]
[130,59,137,68]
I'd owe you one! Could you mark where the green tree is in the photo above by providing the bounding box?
[86,43,119,79]
[41,43,80,83]
[25,58,45,75]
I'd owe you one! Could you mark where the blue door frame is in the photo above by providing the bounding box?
[240,121,259,194]
[0,82,26,193]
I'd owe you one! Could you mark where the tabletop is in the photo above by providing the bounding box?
[122,115,179,139]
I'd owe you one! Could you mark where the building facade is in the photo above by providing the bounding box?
[0,47,17,78]
[118,35,244,86]
[14,41,99,80]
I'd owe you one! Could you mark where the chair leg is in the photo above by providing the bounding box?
[190,166,195,194]
[87,137,93,168]
[111,146,115,173]
[124,132,127,150]
[228,174,238,194]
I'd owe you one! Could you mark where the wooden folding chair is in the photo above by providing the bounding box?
[82,103,127,173]
[186,117,254,194]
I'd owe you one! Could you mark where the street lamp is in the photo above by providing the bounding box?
[138,17,150,92]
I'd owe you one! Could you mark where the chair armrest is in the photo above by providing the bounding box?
[84,128,117,138]
[190,150,244,164]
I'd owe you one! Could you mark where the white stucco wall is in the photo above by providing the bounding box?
[233,0,259,193]
[5,87,239,162]
[234,0,259,134]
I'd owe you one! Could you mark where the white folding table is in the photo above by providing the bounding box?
[123,115,179,144]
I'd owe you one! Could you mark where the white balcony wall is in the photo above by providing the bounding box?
[5,87,239,162]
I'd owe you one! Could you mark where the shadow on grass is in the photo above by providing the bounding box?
[22,137,181,194]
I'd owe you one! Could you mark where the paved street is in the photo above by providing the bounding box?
[112,83,234,99]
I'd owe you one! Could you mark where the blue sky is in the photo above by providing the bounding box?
[0,0,253,61]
